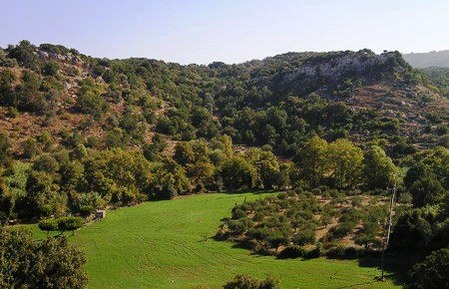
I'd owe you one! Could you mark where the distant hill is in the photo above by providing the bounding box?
[403,50,449,68]
[1,41,449,157]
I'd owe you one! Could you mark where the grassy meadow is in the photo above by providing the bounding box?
[32,192,403,289]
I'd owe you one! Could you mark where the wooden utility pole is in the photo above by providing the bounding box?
[380,180,397,280]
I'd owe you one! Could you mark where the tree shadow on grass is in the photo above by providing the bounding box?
[357,254,419,287]
[216,189,279,195]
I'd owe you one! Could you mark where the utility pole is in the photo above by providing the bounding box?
[380,180,397,280]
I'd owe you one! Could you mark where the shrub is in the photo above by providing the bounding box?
[57,216,84,233]
[38,218,58,234]
[304,244,322,259]
[331,221,356,238]
[223,274,280,289]
[293,229,316,246]
[42,61,60,76]
[278,245,305,259]
[232,207,248,220]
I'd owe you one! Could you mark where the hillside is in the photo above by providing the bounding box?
[403,50,449,68]
[4,41,449,289]
[1,41,449,159]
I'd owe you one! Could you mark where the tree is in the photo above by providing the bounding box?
[362,145,398,190]
[21,170,63,218]
[0,69,16,106]
[0,228,88,289]
[245,148,280,189]
[409,248,449,289]
[33,153,60,175]
[16,70,47,113]
[173,142,195,165]
[142,134,168,161]
[22,137,38,159]
[76,78,108,119]
[221,157,257,190]
[0,170,13,224]
[210,135,234,157]
[410,178,446,207]
[105,128,125,148]
[354,234,382,249]
[327,139,364,189]
[186,161,216,191]
[7,40,39,70]
[297,136,328,187]
[0,133,11,166]
[42,61,60,76]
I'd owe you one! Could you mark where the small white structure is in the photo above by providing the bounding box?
[95,210,106,219]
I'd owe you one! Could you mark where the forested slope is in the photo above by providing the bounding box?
[1,41,449,158]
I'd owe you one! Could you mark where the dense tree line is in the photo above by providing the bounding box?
[1,134,400,222]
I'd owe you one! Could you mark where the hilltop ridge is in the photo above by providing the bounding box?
[1,41,448,157]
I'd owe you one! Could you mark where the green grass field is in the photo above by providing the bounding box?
[35,192,403,289]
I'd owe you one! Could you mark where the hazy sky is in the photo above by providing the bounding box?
[1,0,448,64]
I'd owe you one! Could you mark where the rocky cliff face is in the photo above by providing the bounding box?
[277,50,410,96]
[238,50,411,98]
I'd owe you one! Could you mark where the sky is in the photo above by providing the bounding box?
[1,0,448,64]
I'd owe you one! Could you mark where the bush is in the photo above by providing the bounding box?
[293,229,316,246]
[278,245,305,259]
[232,207,248,220]
[223,274,280,289]
[38,218,58,233]
[57,216,84,233]
[331,221,356,238]
[42,61,60,76]
[304,244,322,259]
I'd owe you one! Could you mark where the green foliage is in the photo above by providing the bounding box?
[221,157,257,190]
[0,69,16,106]
[7,40,39,70]
[409,248,449,289]
[142,134,167,161]
[223,274,280,289]
[296,136,368,189]
[42,60,60,76]
[327,139,364,189]
[293,229,316,246]
[83,149,151,204]
[0,228,88,289]
[22,137,38,159]
[76,78,108,119]
[362,145,398,190]
[0,133,11,166]
[57,216,84,232]
[20,170,64,218]
[409,178,446,207]
[38,217,58,232]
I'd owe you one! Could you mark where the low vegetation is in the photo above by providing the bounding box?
[217,189,388,258]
